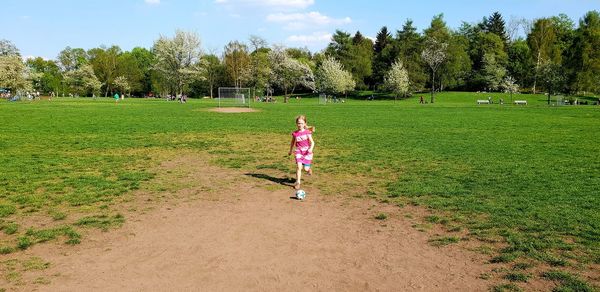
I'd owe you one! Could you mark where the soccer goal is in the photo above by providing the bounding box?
[318,93,327,105]
[218,87,251,108]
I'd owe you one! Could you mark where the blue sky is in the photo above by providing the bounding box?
[1,0,599,60]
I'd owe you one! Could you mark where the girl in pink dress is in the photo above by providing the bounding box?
[288,115,315,190]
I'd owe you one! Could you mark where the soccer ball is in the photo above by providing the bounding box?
[295,189,306,200]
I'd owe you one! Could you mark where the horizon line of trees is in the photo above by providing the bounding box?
[1,10,599,103]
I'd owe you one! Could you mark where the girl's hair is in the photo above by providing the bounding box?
[296,115,315,132]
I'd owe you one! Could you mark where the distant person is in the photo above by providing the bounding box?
[114,92,120,104]
[288,115,315,190]
[419,96,424,104]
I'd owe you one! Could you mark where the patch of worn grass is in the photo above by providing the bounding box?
[22,257,50,271]
[412,223,433,232]
[75,214,125,231]
[374,213,388,220]
[0,246,15,254]
[512,262,535,271]
[491,253,521,263]
[542,270,595,292]
[15,226,82,250]
[504,272,531,282]
[2,222,18,235]
[479,272,492,280]
[428,236,460,247]
[33,277,51,285]
[49,210,67,221]
[0,257,50,287]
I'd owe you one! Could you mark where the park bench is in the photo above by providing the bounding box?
[514,100,527,105]
[477,99,490,104]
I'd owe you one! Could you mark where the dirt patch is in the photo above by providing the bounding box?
[2,154,505,291]
[208,107,259,113]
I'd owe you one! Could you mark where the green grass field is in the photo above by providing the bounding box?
[1,92,599,287]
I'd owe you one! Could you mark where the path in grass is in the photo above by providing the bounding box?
[16,155,494,291]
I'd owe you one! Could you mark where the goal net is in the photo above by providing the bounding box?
[218,87,251,108]
[318,93,327,105]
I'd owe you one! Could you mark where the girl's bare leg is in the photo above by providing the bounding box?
[295,162,303,189]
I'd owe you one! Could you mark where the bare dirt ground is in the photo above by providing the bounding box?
[208,107,259,113]
[3,155,499,291]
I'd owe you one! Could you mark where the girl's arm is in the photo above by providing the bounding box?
[288,136,295,155]
[308,135,315,153]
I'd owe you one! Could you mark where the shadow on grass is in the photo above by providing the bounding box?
[245,173,295,187]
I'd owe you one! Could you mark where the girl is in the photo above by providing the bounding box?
[288,115,315,190]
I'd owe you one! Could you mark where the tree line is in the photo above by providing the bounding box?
[1,10,599,102]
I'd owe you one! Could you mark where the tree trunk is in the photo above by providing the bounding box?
[284,88,288,103]
[533,51,541,94]
[430,70,436,104]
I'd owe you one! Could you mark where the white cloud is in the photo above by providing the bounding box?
[267,11,350,30]
[145,0,160,5]
[215,0,314,9]
[23,55,48,61]
[286,31,332,44]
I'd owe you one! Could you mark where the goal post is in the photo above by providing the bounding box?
[318,93,327,105]
[218,87,251,108]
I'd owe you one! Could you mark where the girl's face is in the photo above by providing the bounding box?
[296,119,306,130]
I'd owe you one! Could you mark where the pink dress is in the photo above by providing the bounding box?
[292,129,313,165]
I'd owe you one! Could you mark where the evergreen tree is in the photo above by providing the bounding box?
[395,19,427,91]
[325,30,353,72]
[424,14,451,42]
[374,26,392,54]
[485,12,509,47]
[372,26,393,88]
[350,31,373,89]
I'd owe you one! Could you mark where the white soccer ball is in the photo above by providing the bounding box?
[295,189,306,200]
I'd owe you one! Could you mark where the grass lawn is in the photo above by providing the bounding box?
[0,92,598,288]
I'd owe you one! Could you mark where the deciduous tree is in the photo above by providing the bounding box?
[315,56,354,97]
[269,47,314,103]
[384,59,410,101]
[223,41,250,88]
[421,38,447,103]
[153,30,204,95]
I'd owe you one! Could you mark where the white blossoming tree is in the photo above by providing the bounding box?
[63,64,102,96]
[421,37,447,103]
[501,76,519,102]
[315,56,355,97]
[269,47,315,103]
[384,59,410,101]
[0,55,30,92]
[113,76,131,96]
[153,30,205,96]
